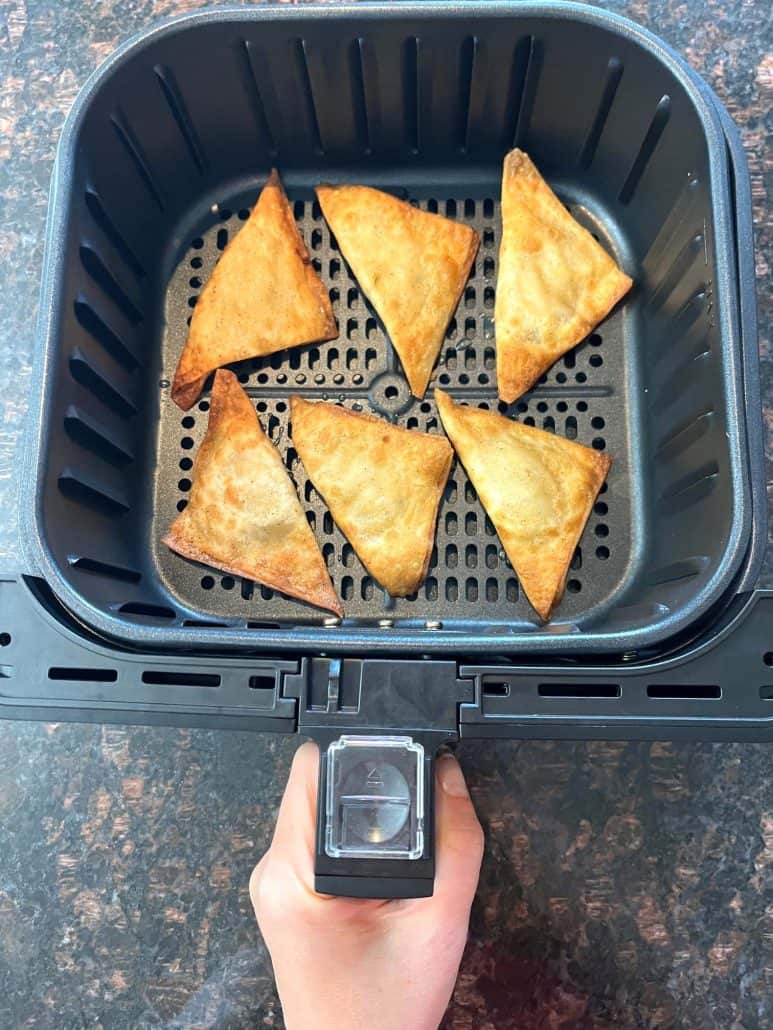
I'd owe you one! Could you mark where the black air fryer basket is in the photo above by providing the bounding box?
[6,3,770,897]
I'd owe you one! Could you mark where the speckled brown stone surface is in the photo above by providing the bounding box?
[0,1,771,1028]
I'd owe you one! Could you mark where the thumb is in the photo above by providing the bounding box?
[433,753,484,907]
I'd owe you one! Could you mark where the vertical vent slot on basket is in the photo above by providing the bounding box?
[239,39,278,156]
[647,685,721,699]
[110,109,166,211]
[64,406,134,466]
[58,470,130,516]
[579,56,623,168]
[69,350,137,418]
[512,35,541,148]
[539,683,621,698]
[403,36,420,152]
[295,39,324,154]
[457,35,477,151]
[79,245,143,326]
[84,188,145,279]
[349,37,371,153]
[74,297,139,371]
[153,64,208,175]
[619,95,671,204]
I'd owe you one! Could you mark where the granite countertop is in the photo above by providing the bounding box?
[0,1,771,1028]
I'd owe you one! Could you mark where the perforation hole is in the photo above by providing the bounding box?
[181,436,194,450]
[486,578,498,601]
[201,575,215,590]
[590,333,602,346]
[446,512,458,535]
[216,228,228,251]
[362,577,374,600]
[466,578,478,601]
[446,543,458,568]
[341,576,354,601]
[594,501,608,516]
[238,208,250,221]
[427,198,438,213]
[465,286,476,308]
[483,256,495,277]
[556,372,567,383]
[306,510,316,530]
[567,579,582,594]
[592,438,606,450]
[323,512,333,534]
[571,547,582,570]
[190,256,203,269]
[506,578,518,602]
[596,546,610,560]
[446,577,459,601]
[483,228,495,248]
[465,544,477,568]
[485,544,498,569]
[595,523,609,538]
[446,199,457,217]
[176,499,187,512]
[179,457,193,471]
[178,478,191,492]
[425,577,438,600]
[577,401,588,412]
[465,481,477,503]
[311,228,322,250]
[445,480,457,503]
[222,576,235,591]
[465,512,477,535]
[589,354,603,368]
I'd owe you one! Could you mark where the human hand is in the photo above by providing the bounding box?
[250,742,483,1030]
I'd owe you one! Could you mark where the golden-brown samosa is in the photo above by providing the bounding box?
[435,389,610,621]
[172,171,336,410]
[495,149,632,403]
[315,184,479,398]
[290,398,453,596]
[164,370,342,616]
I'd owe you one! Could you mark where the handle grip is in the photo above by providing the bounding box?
[313,734,437,899]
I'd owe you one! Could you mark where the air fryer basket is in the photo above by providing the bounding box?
[24,2,763,655]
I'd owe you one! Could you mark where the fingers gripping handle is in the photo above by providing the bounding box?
[313,735,437,899]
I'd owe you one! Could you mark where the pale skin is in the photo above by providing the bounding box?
[250,742,484,1030]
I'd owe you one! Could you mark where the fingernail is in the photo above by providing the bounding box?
[437,754,469,797]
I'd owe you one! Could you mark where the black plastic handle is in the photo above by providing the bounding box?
[313,734,437,899]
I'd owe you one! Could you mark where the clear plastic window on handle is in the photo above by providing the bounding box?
[325,736,425,860]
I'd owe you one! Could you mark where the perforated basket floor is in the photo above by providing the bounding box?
[153,179,630,630]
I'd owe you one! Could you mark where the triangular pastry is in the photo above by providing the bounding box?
[315,184,479,398]
[495,149,632,403]
[172,170,336,409]
[164,370,342,616]
[435,389,611,620]
[290,398,453,597]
